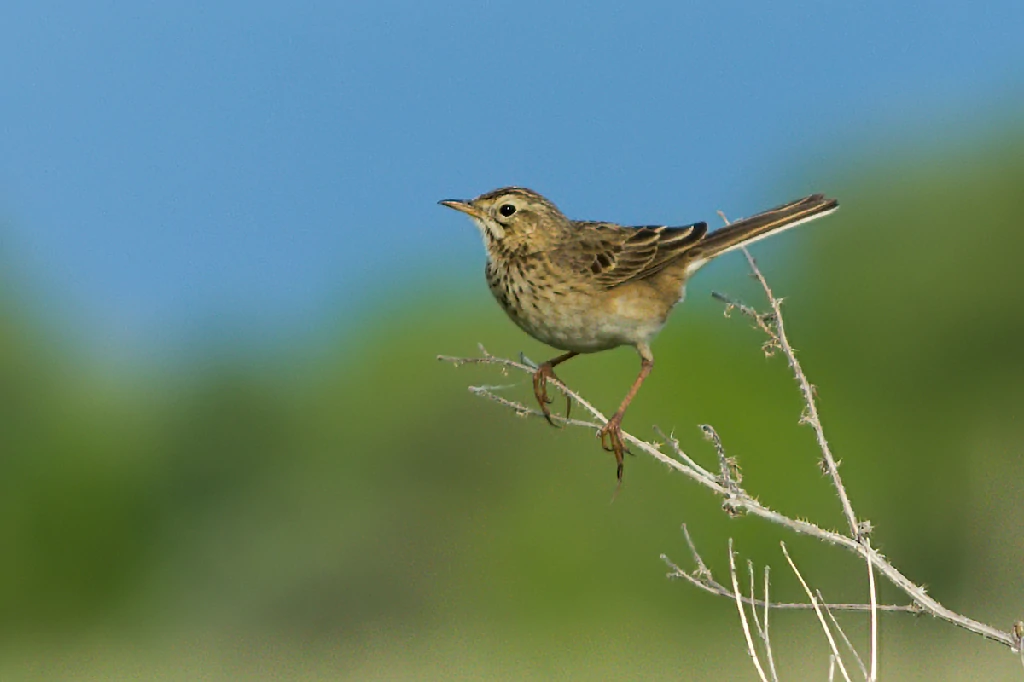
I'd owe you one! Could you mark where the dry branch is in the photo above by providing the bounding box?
[439,344,1017,648]
[439,244,1021,674]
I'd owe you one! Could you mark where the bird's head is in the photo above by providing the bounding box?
[440,187,570,255]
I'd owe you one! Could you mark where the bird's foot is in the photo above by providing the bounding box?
[532,363,571,426]
[599,414,630,481]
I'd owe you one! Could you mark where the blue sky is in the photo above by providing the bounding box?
[2,1,1022,355]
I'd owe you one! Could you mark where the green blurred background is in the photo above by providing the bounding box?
[3,132,1024,679]
[4,3,1024,680]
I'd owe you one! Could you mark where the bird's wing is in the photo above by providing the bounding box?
[550,221,708,289]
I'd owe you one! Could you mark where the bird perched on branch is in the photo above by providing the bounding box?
[440,188,838,482]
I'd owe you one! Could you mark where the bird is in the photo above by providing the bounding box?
[440,187,838,481]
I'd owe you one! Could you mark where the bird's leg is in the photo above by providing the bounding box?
[599,346,654,481]
[532,351,579,426]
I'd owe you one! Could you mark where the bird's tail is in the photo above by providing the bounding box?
[685,194,839,272]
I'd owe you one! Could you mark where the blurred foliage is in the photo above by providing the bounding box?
[1,130,1023,679]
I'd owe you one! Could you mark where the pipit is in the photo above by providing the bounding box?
[440,188,838,481]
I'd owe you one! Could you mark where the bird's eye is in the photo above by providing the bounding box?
[499,204,516,217]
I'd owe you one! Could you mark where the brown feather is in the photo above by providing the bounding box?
[550,221,707,290]
[686,194,839,264]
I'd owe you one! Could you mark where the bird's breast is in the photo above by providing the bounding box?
[484,259,676,352]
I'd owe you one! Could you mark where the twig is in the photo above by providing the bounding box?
[1014,621,1024,672]
[747,560,779,682]
[730,539,770,682]
[663,527,914,614]
[680,523,714,581]
[782,542,852,682]
[716,208,858,539]
[702,424,743,515]
[467,384,599,429]
[762,566,780,681]
[818,589,868,680]
[439,353,731,493]
[653,425,714,485]
[740,246,859,538]
[711,291,777,342]
[865,539,878,681]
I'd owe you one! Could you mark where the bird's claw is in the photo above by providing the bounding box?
[599,416,630,482]
[532,363,571,427]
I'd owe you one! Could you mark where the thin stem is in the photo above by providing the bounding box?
[663,530,914,614]
[818,589,868,680]
[865,539,878,681]
[763,566,779,681]
[730,539,770,682]
[782,543,852,682]
[742,244,858,538]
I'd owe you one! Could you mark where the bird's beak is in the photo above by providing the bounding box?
[439,199,484,219]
